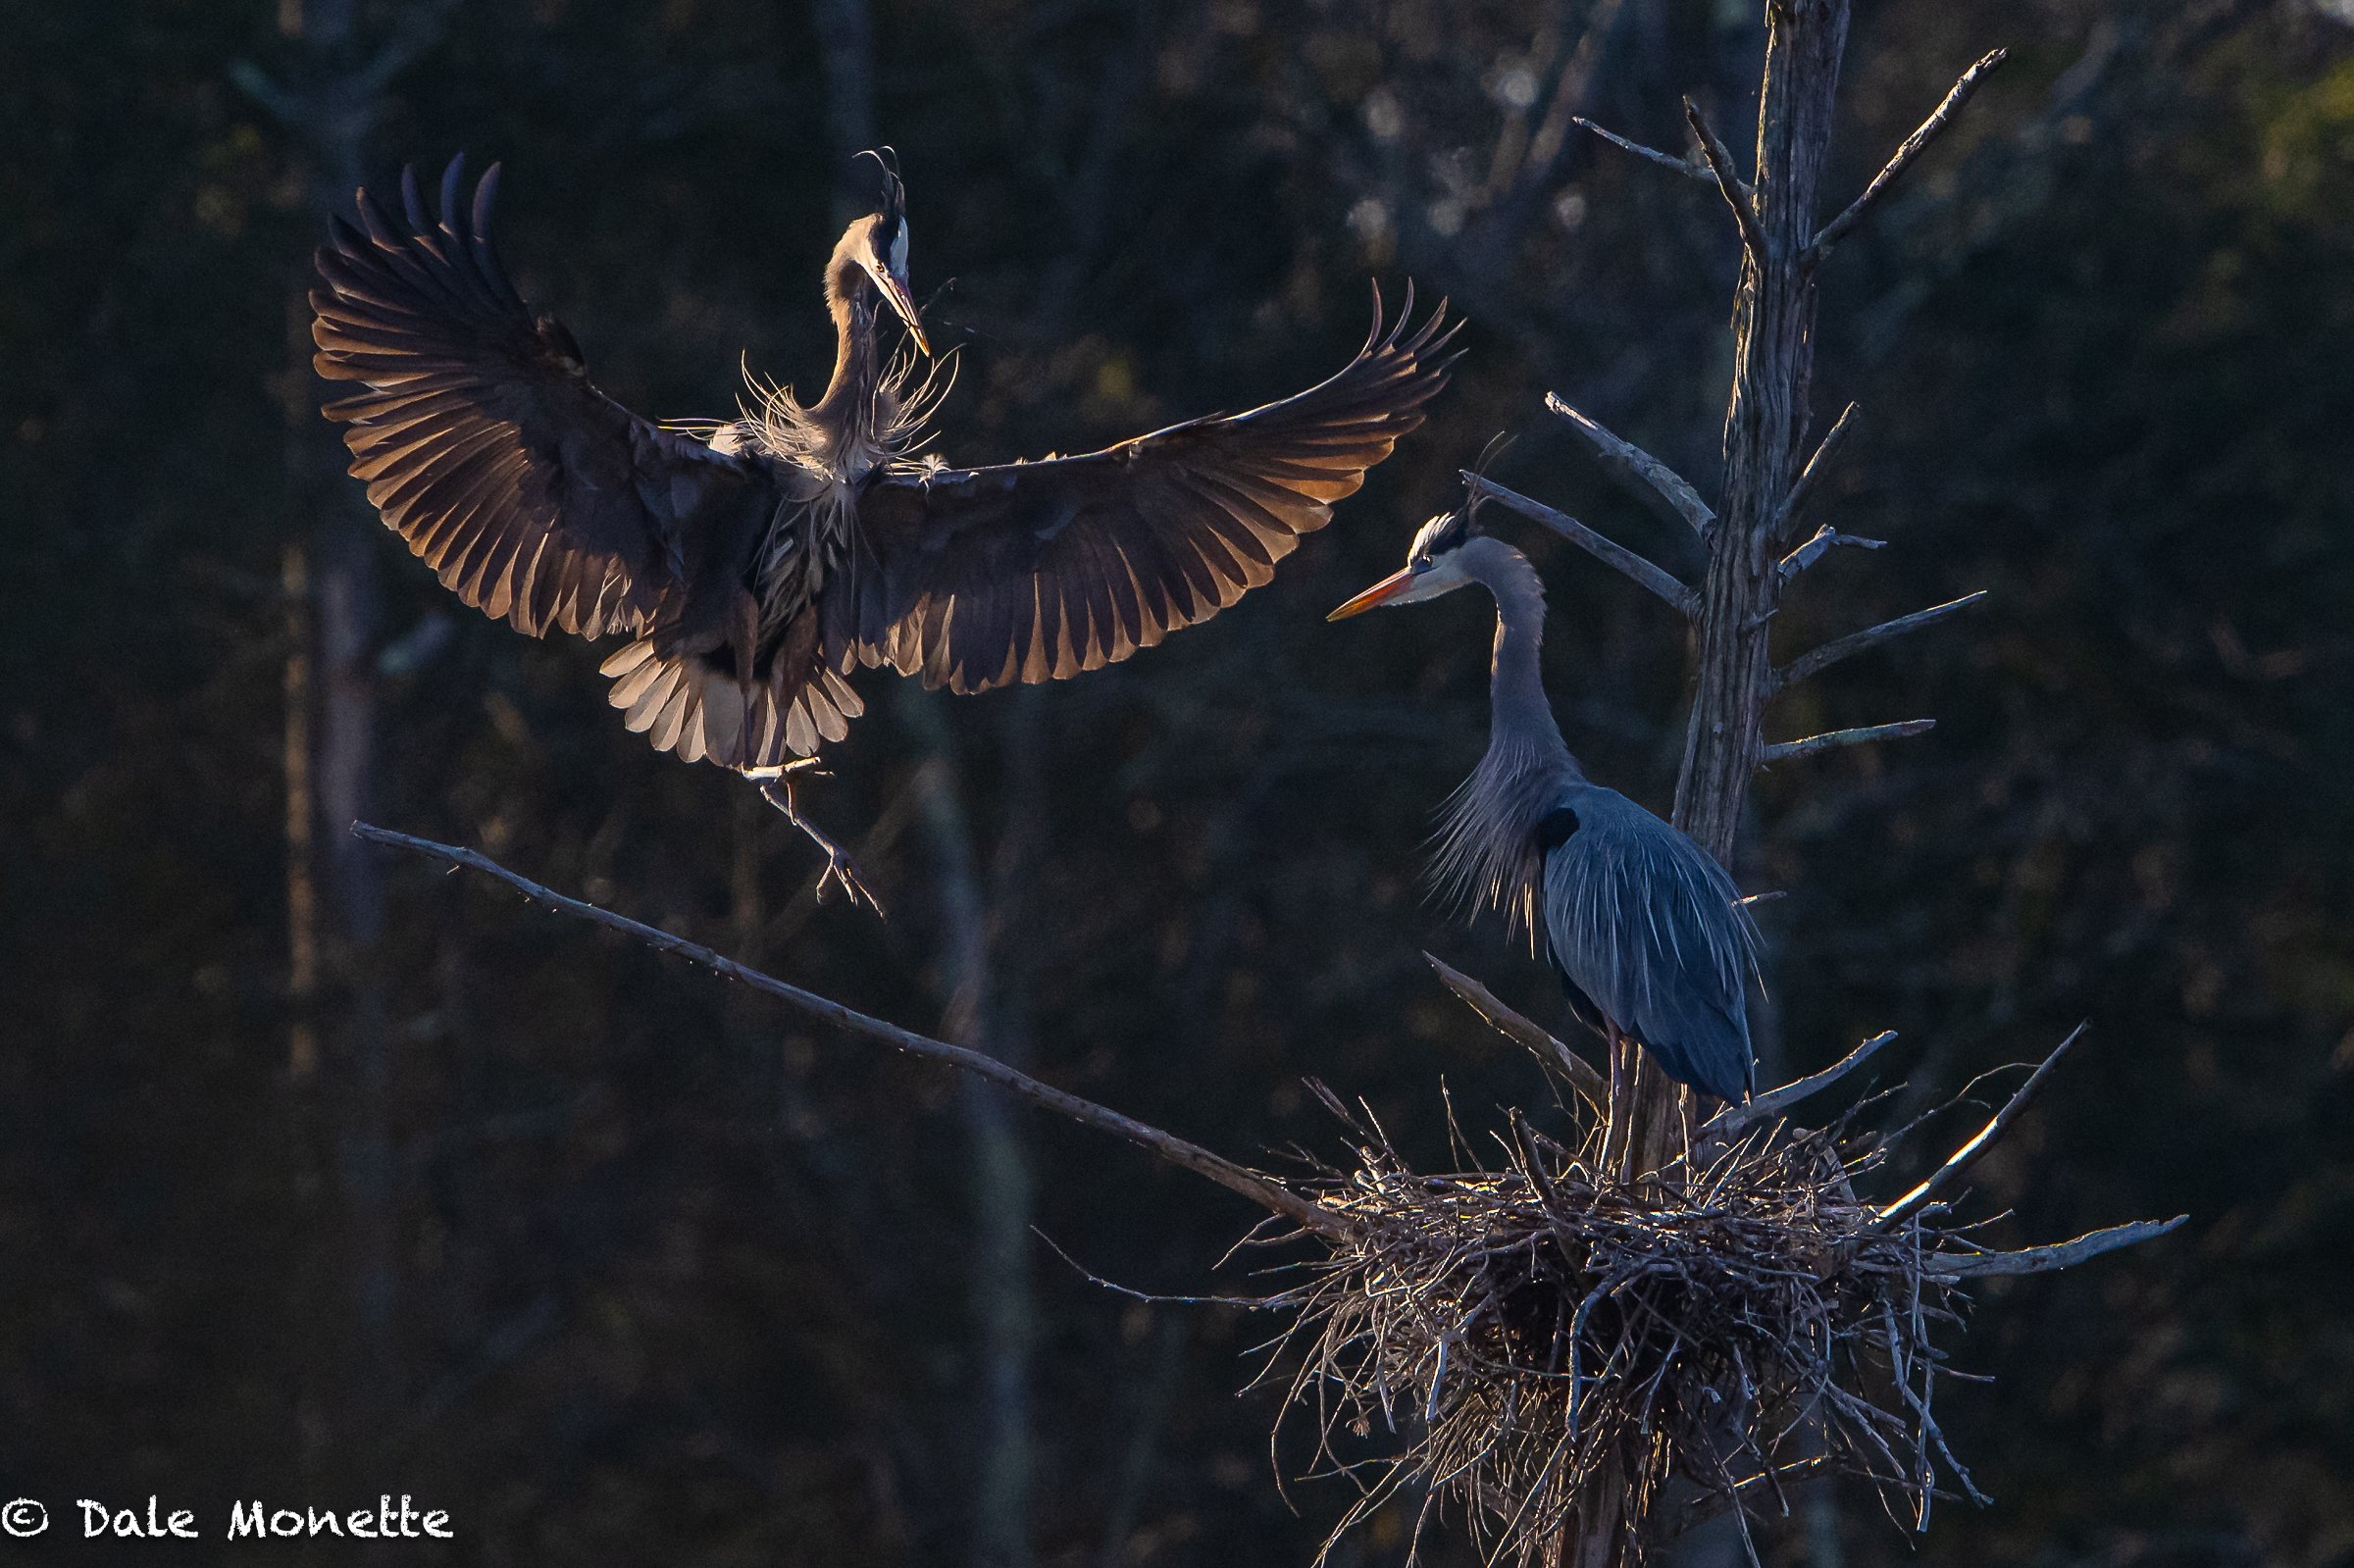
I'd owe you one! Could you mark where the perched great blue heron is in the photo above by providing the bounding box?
[311,155,1455,903]
[1329,511,1760,1102]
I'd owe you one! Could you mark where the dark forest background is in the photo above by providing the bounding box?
[4,0,2351,1563]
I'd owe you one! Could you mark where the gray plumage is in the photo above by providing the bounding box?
[1333,522,1761,1101]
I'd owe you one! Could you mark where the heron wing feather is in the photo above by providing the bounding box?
[312,159,770,639]
[1541,785,1760,1100]
[843,289,1458,694]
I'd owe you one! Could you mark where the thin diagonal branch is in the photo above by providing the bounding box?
[1544,393,1715,537]
[350,822,1343,1235]
[1705,1031,1898,1139]
[1809,48,2010,264]
[1878,1025,2085,1227]
[1760,720,1934,764]
[1463,473,1696,618]
[1425,952,1608,1111]
[1775,401,1861,540]
[1571,117,1700,176]
[1682,97,1767,259]
[1570,117,1753,201]
[1929,1216,2187,1279]
[1777,523,1886,582]
[1774,592,1989,691]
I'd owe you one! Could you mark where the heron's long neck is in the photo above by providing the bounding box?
[813,255,883,466]
[1430,539,1581,932]
[1477,545,1576,787]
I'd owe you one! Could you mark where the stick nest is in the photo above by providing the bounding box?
[1267,1094,1986,1566]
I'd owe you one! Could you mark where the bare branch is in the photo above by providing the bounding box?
[1570,117,1753,200]
[1809,49,2010,264]
[1878,1025,2085,1227]
[1682,96,1767,259]
[1544,393,1715,537]
[1774,401,1860,540]
[1777,524,1886,583]
[1706,1031,1898,1139]
[1463,473,1696,618]
[351,822,1343,1235]
[1759,720,1935,765]
[1425,952,1608,1111]
[1774,592,1989,691]
[1929,1216,2187,1279]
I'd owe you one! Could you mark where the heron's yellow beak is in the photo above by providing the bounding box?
[874,268,930,356]
[1327,566,1419,621]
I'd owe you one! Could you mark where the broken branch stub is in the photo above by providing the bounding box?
[1775,401,1861,541]
[1760,719,1936,765]
[1778,523,1887,582]
[1426,950,1609,1110]
[1878,1024,2085,1227]
[1930,1216,2188,1279]
[1810,49,2012,265]
[1705,1030,1898,1139]
[1463,472,1697,617]
[1543,393,1716,538]
[1774,590,1990,691]
[1683,96,1768,259]
[1571,115,1752,199]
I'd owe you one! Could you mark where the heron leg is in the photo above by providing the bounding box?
[753,761,885,916]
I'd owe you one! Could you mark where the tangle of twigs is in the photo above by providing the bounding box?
[1259,1084,2004,1567]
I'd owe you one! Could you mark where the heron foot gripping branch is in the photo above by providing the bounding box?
[747,760,885,914]
[312,157,1456,899]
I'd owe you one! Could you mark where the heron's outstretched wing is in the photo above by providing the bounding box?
[1540,786,1760,1102]
[841,293,1458,694]
[312,158,769,639]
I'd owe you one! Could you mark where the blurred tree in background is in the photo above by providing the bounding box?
[1,1,2349,1563]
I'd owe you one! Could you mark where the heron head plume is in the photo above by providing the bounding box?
[842,148,927,354]
[1325,507,1485,619]
[1328,430,1530,620]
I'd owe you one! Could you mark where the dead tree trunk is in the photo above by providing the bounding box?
[1454,4,2019,1562]
[1670,0,1850,859]
[1572,15,1850,1550]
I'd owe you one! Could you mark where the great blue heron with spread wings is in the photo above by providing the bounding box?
[1328,509,1761,1103]
[311,154,1456,906]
